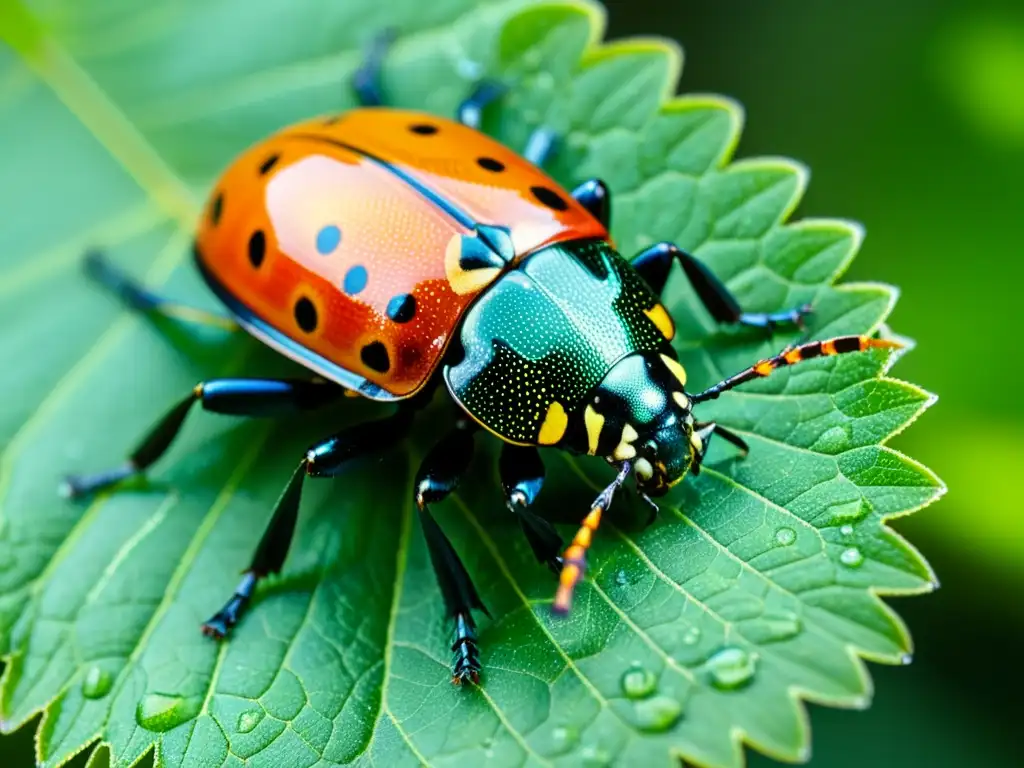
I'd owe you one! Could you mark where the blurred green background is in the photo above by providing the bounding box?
[1,0,1020,765]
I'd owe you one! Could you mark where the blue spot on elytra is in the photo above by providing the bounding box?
[343,265,368,295]
[316,225,341,255]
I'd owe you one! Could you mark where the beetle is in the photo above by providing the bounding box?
[63,36,897,685]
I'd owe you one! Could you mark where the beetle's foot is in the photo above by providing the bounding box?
[201,571,258,639]
[58,464,136,499]
[450,611,481,686]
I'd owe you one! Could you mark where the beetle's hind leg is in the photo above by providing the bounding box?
[351,30,395,107]
[414,422,489,685]
[630,242,813,332]
[499,444,564,574]
[60,377,341,498]
[84,250,237,331]
[202,408,414,638]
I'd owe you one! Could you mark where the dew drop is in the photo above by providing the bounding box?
[840,547,865,568]
[615,570,628,586]
[774,527,796,546]
[551,726,578,754]
[707,647,757,690]
[81,665,112,699]
[682,626,701,646]
[135,693,202,732]
[840,524,854,536]
[620,665,657,699]
[236,709,262,733]
[580,745,611,767]
[813,424,852,453]
[633,695,683,732]
[900,653,913,665]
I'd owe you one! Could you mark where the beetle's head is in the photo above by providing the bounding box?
[583,351,698,497]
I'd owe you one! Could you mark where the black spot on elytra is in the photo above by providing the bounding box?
[386,293,417,323]
[248,230,266,268]
[294,297,318,333]
[477,157,505,172]
[361,341,391,372]
[530,185,568,211]
[209,192,224,225]
[258,154,280,175]
[410,123,439,135]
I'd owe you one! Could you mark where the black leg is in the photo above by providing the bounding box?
[690,421,750,475]
[414,423,488,685]
[351,30,395,107]
[202,408,414,637]
[498,444,563,574]
[630,242,813,331]
[523,127,558,168]
[60,378,342,498]
[84,250,237,330]
[570,179,611,228]
[457,80,507,128]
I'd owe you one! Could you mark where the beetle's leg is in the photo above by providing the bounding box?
[351,30,395,107]
[570,179,611,227]
[60,378,342,499]
[498,444,563,574]
[202,408,414,638]
[457,80,507,128]
[84,250,237,331]
[415,422,488,685]
[553,462,632,616]
[630,242,814,331]
[523,127,558,168]
[689,421,750,475]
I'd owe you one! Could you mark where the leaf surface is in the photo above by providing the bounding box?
[0,1,942,766]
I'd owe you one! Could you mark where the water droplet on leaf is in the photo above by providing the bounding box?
[813,424,851,453]
[580,745,611,767]
[615,570,628,586]
[840,547,864,568]
[135,693,202,732]
[633,695,682,732]
[683,626,701,645]
[900,653,913,665]
[621,665,657,699]
[81,665,112,699]
[707,647,757,690]
[775,527,796,546]
[551,726,578,753]
[840,524,854,536]
[236,709,262,733]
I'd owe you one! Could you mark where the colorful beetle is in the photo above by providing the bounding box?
[64,37,897,685]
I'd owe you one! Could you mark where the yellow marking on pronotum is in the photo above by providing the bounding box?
[672,391,689,410]
[660,353,688,387]
[644,304,675,340]
[538,401,568,445]
[445,234,500,295]
[612,423,639,461]
[584,405,605,455]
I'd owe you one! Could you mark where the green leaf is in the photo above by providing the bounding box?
[0,1,942,766]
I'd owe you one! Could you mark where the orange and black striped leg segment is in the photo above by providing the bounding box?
[552,462,633,616]
[202,408,414,638]
[692,335,902,404]
[690,422,750,476]
[499,444,564,575]
[84,250,237,330]
[60,378,342,499]
[570,179,611,228]
[630,242,813,332]
[351,29,395,106]
[415,423,489,685]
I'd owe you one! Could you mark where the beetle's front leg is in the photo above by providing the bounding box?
[630,242,813,331]
[498,444,564,574]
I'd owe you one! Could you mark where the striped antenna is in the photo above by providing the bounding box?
[692,335,901,403]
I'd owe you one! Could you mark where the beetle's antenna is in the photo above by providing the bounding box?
[552,462,632,615]
[692,335,901,403]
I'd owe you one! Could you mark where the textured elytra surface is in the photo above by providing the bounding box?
[0,1,942,767]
